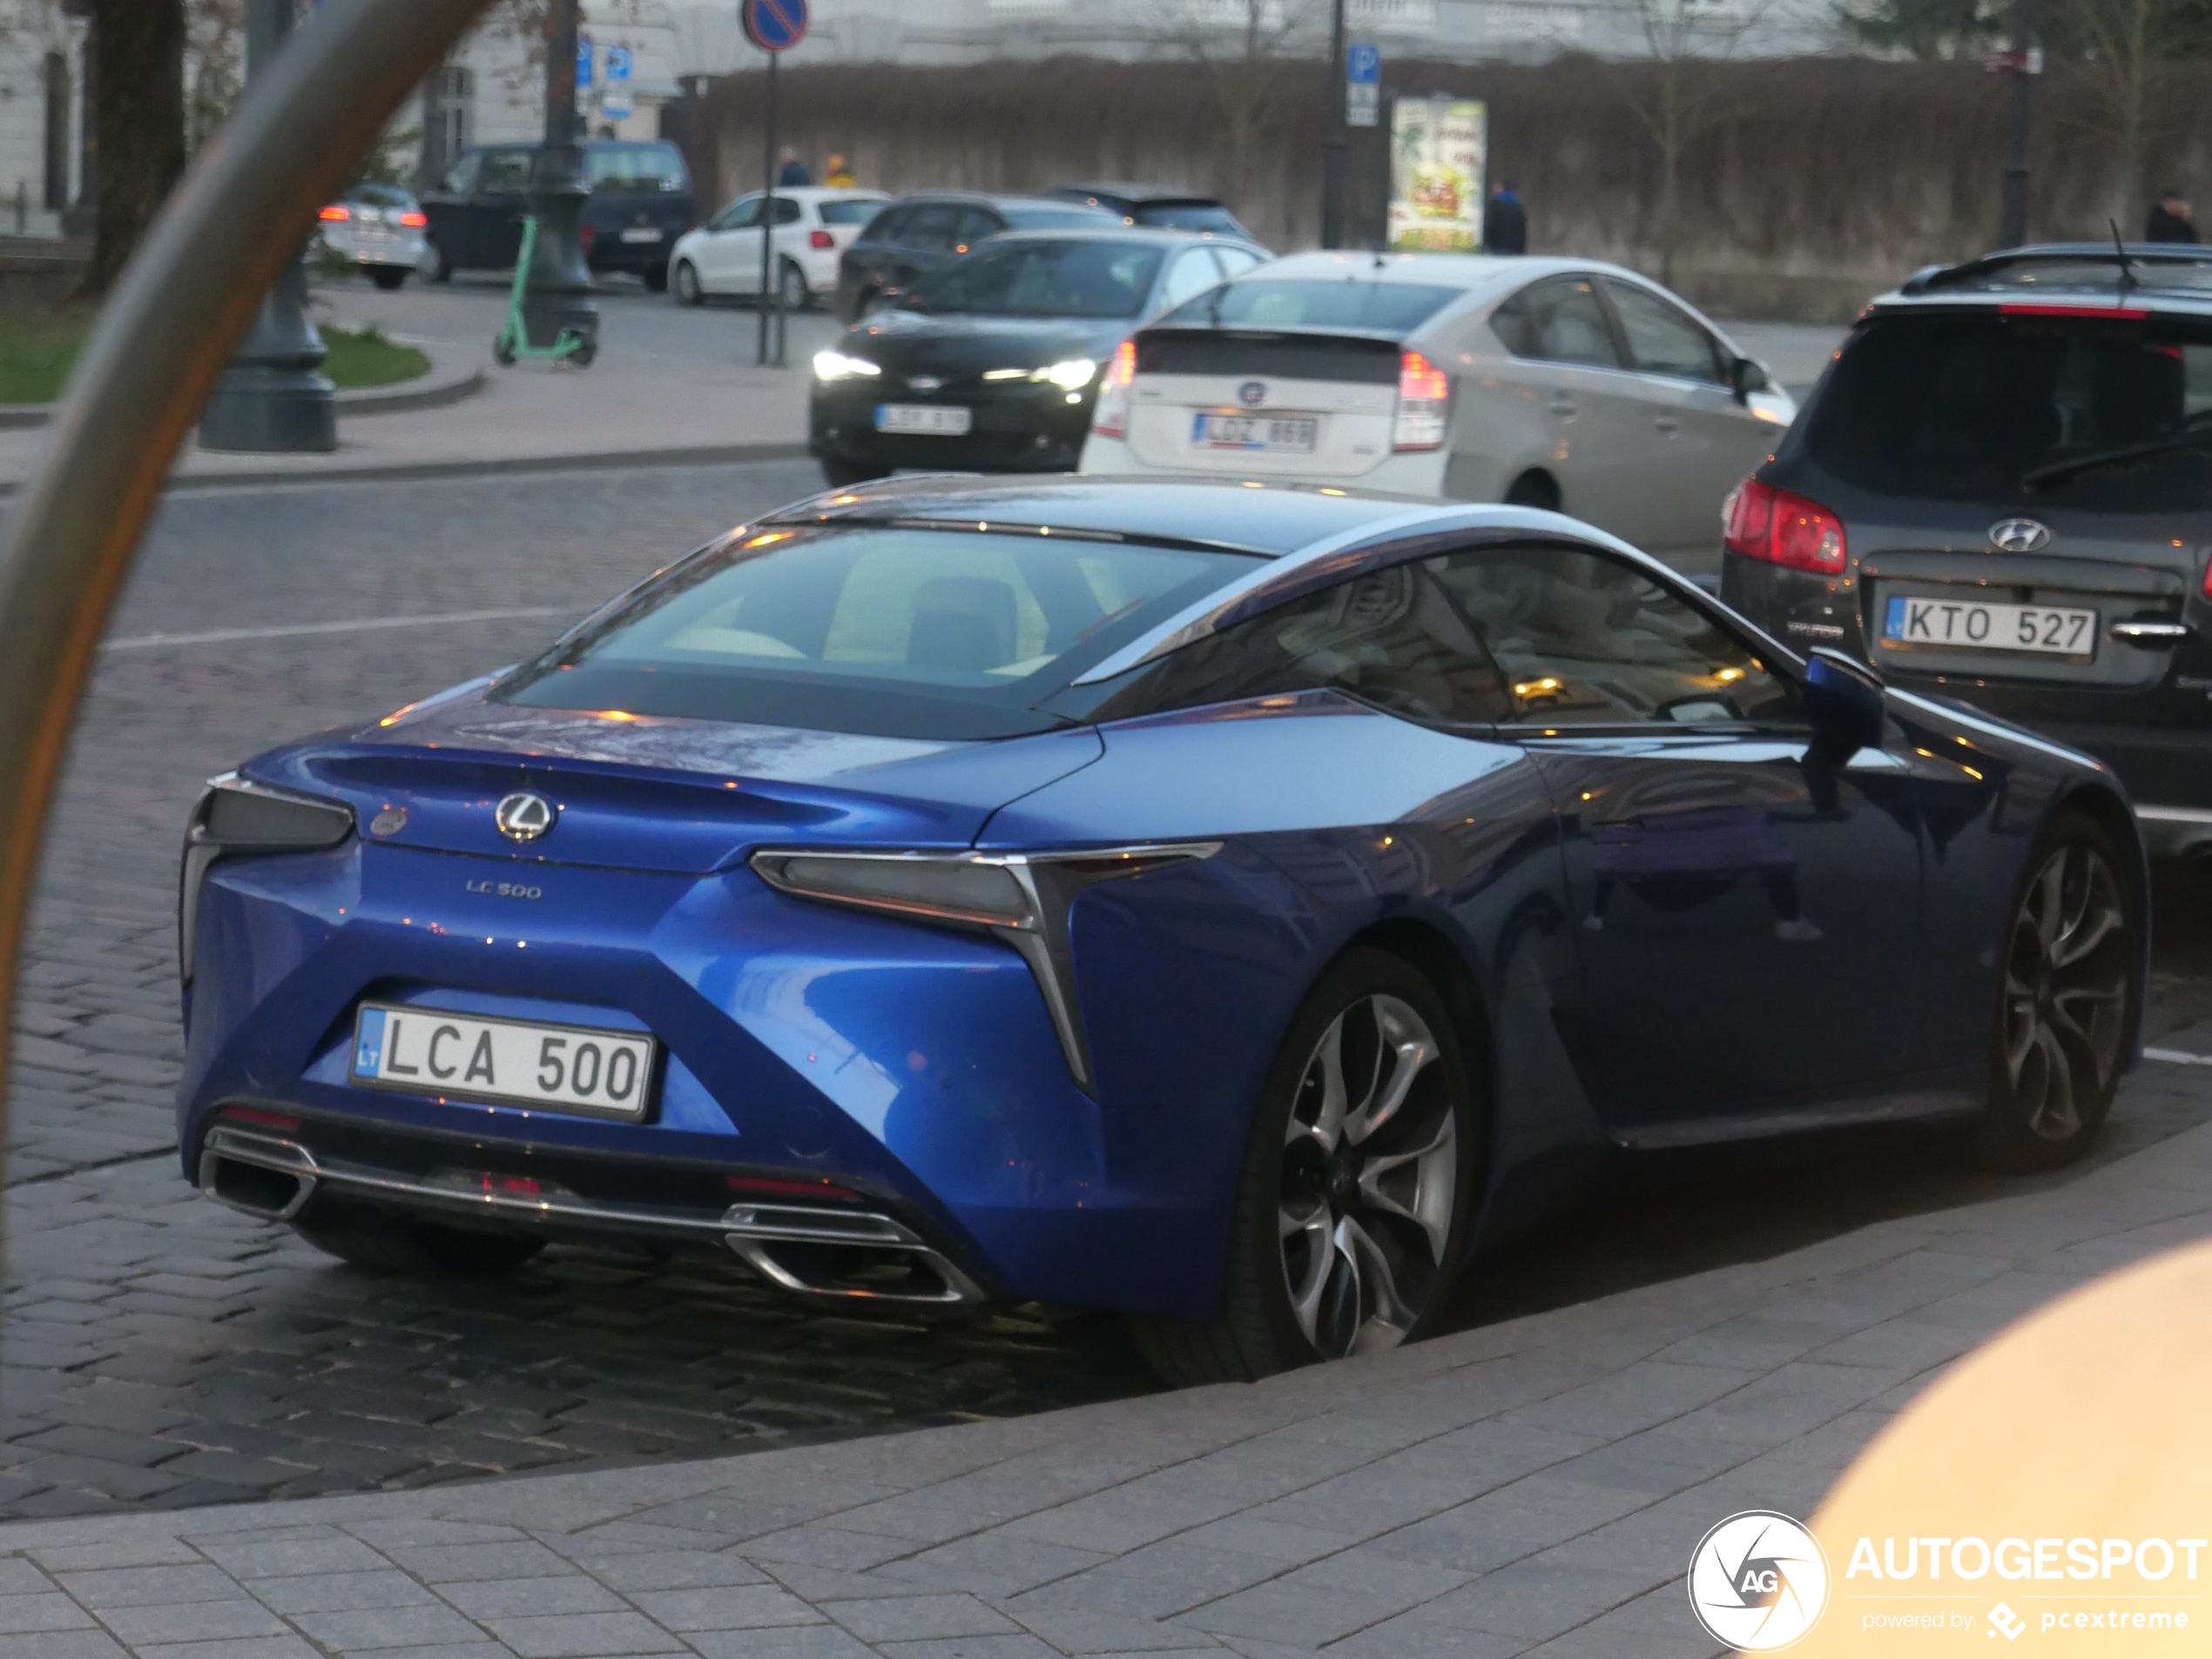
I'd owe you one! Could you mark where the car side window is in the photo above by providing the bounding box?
[1606,280,1726,384]
[1156,248,1223,312]
[440,152,481,195]
[477,148,535,195]
[906,204,965,252]
[1427,546,1799,728]
[1490,277,1622,369]
[771,198,803,226]
[1099,561,1514,730]
[1214,246,1264,278]
[952,206,1003,248]
[712,196,762,232]
[857,206,905,244]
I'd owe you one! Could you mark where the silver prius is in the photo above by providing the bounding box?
[1080,252,1797,565]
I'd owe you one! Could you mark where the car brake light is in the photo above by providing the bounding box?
[809,228,834,249]
[1393,349,1450,451]
[220,1105,300,1132]
[1723,478,1847,576]
[1092,339,1137,439]
[578,224,595,253]
[2203,550,2212,600]
[317,205,349,222]
[726,1172,863,1203]
[399,210,427,228]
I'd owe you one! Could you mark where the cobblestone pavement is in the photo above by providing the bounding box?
[3,458,2209,1530]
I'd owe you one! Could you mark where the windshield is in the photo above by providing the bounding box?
[346,182,415,209]
[817,199,881,225]
[1806,310,2212,509]
[494,525,1258,740]
[1160,279,1461,334]
[907,239,1165,319]
[585,142,688,193]
[1134,202,1244,235]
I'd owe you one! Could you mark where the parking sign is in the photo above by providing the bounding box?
[1346,42,1380,127]
[602,44,632,120]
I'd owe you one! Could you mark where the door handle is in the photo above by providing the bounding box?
[1654,415,1680,435]
[1548,397,1576,419]
[2110,619,2192,646]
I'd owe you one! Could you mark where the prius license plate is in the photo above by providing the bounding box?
[1192,412,1318,453]
[1881,595,2097,657]
[350,1004,655,1120]
[876,403,972,435]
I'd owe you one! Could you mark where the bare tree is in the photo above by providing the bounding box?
[1154,0,1324,211]
[2046,0,2211,228]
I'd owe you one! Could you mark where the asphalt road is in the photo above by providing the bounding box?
[1,456,2205,1523]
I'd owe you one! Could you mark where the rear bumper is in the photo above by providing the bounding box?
[1078,431,1448,496]
[810,385,1096,474]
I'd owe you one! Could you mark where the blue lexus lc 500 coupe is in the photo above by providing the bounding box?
[179,476,2145,1385]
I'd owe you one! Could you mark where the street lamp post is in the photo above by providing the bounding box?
[523,0,597,355]
[1999,0,2034,248]
[1321,0,1347,250]
[196,0,334,452]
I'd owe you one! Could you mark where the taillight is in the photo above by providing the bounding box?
[1092,339,1137,439]
[809,228,834,249]
[399,210,428,228]
[317,205,349,222]
[1723,478,1846,575]
[2202,550,2212,599]
[1393,349,1450,450]
[578,224,595,253]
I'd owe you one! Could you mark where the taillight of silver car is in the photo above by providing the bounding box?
[1723,478,1847,575]
[1091,339,1138,439]
[1393,350,1450,451]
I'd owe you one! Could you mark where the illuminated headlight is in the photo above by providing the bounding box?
[812,350,882,382]
[1035,358,1097,390]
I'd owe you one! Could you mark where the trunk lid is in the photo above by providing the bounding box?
[1123,328,1402,479]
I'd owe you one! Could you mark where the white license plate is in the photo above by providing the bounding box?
[1192,412,1318,453]
[350,1004,655,1120]
[619,227,664,243]
[876,403,972,435]
[1881,595,2097,657]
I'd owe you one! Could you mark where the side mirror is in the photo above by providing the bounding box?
[1730,355,1769,405]
[1804,646,1885,759]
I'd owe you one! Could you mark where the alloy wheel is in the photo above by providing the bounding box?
[2001,840,2129,1141]
[1278,993,1458,1358]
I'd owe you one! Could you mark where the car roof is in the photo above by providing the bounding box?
[1874,242,2212,316]
[1058,184,1229,206]
[1239,250,1658,299]
[882,192,1121,215]
[730,185,887,200]
[982,226,1265,250]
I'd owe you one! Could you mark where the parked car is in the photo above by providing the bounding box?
[418,139,693,289]
[314,182,428,290]
[1721,242,2212,867]
[1049,182,1261,243]
[833,192,1121,322]
[178,475,2143,1387]
[810,227,1270,487]
[670,186,889,311]
[1079,252,1795,566]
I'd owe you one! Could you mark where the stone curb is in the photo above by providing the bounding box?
[0,343,485,430]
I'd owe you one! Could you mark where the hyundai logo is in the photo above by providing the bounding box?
[1987,517,2052,554]
[494,792,556,842]
[1238,380,1267,407]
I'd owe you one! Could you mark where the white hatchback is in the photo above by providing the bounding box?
[1080,252,1798,563]
[670,186,891,312]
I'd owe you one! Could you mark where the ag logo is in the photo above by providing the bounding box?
[1687,1511,1830,1651]
[1238,379,1267,406]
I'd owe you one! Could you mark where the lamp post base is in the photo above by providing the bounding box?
[197,365,338,452]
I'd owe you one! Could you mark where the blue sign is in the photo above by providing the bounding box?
[1345,42,1380,126]
[741,0,809,52]
[1347,42,1381,84]
[576,36,592,88]
[602,44,632,118]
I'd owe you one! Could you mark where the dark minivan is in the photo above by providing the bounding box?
[1721,244,2212,865]
[420,140,693,288]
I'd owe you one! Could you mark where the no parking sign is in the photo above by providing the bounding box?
[741,0,808,51]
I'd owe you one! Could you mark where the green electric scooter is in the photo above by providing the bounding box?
[492,216,597,368]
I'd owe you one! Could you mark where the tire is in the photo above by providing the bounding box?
[673,260,703,306]
[492,332,516,367]
[1126,947,1481,1386]
[1972,807,2138,1172]
[820,457,891,489]
[779,259,811,314]
[420,239,451,284]
[1504,470,1560,511]
[293,1200,545,1278]
[644,261,669,293]
[569,334,597,368]
[367,266,408,291]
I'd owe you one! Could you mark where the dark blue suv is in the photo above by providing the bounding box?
[418,139,693,290]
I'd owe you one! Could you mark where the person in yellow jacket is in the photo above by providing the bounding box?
[824,154,856,188]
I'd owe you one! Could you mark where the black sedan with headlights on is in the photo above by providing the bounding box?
[808,227,1269,487]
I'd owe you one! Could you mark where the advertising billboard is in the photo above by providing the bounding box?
[1388,96,1487,252]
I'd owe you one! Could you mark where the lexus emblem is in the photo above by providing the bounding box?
[494,792,556,842]
[1987,517,2052,554]
[1238,380,1267,407]
[907,374,944,394]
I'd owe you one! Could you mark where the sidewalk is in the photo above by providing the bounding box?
[1,1055,2209,1659]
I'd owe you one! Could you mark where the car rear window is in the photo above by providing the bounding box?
[1805,310,2212,510]
[907,239,1165,319]
[1001,206,1117,231]
[1133,202,1244,235]
[493,526,1258,741]
[1158,279,1460,334]
[817,199,880,225]
[346,182,415,209]
[585,142,688,193]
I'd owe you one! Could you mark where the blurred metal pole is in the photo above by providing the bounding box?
[526,0,597,353]
[1321,0,1347,250]
[1999,0,2034,248]
[0,0,490,1208]
[756,51,780,368]
[197,0,336,453]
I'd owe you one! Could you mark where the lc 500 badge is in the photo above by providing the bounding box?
[465,880,543,900]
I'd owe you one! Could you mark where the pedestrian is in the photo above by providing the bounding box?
[777,146,811,189]
[2146,188,2199,244]
[824,152,856,188]
[1483,181,1527,255]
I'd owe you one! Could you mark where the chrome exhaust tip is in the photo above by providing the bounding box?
[198,1126,319,1222]
[721,1203,983,1305]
